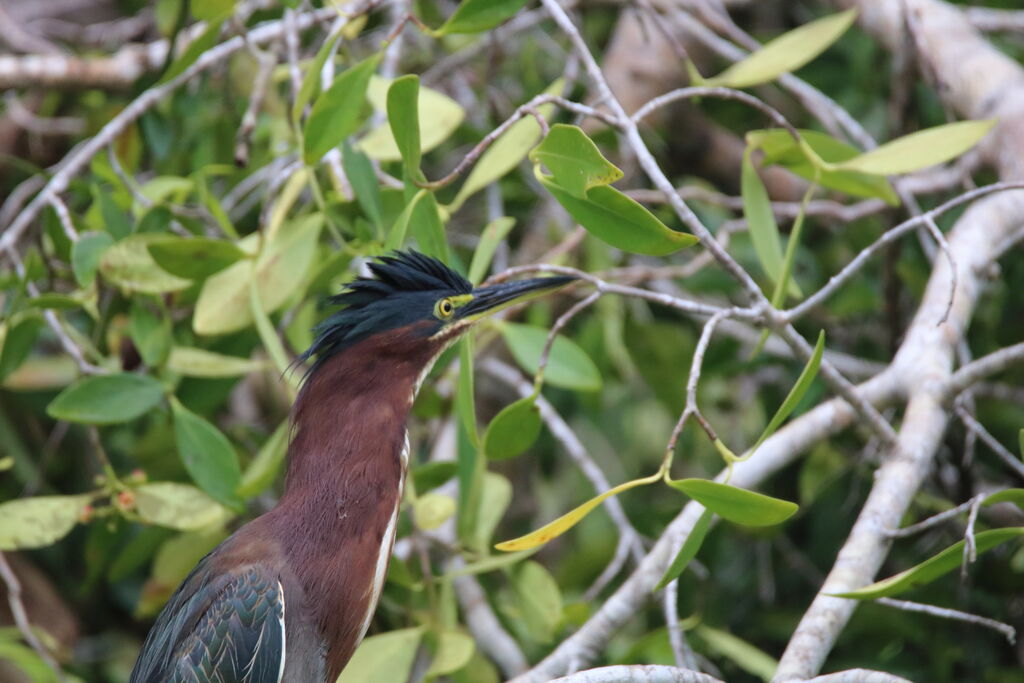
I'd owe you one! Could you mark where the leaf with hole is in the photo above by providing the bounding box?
[303,53,380,165]
[483,396,542,460]
[171,397,241,509]
[47,373,165,425]
[134,482,231,530]
[500,322,601,391]
[669,479,798,526]
[0,495,91,550]
[830,528,1024,599]
[496,472,660,551]
[702,9,856,88]
[529,124,623,199]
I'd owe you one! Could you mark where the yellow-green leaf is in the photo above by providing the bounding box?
[831,528,1024,600]
[414,492,457,531]
[669,479,798,526]
[511,560,562,643]
[237,421,290,499]
[100,234,193,294]
[171,397,241,508]
[694,625,778,682]
[751,330,824,453]
[742,149,800,298]
[337,628,423,683]
[705,10,856,88]
[656,508,713,590]
[134,482,231,530]
[500,322,601,391]
[496,472,660,551]
[473,472,512,550]
[359,76,464,162]
[468,217,515,285]
[147,236,247,280]
[834,119,997,176]
[158,18,225,85]
[450,78,563,212]
[529,124,622,199]
[386,75,422,177]
[303,53,380,165]
[434,0,528,35]
[426,631,475,677]
[167,347,266,378]
[0,495,91,550]
[483,396,542,460]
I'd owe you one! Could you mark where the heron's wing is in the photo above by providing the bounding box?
[130,561,286,683]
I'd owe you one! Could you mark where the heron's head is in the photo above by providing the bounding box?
[300,251,573,376]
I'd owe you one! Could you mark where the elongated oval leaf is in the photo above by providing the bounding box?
[983,488,1024,512]
[337,628,424,683]
[158,18,225,85]
[500,322,601,391]
[303,53,381,165]
[495,472,660,551]
[529,124,622,199]
[0,495,91,550]
[47,373,165,425]
[413,492,457,531]
[72,231,114,286]
[426,632,475,677]
[468,217,515,285]
[540,176,698,256]
[450,78,563,212]
[434,0,528,36]
[193,214,323,335]
[751,330,824,452]
[693,625,779,682]
[167,347,266,378]
[343,141,383,231]
[171,397,241,508]
[292,27,343,123]
[831,528,1024,599]
[386,74,421,176]
[0,314,43,383]
[512,560,563,643]
[742,149,801,298]
[484,396,542,460]
[100,234,193,294]
[834,119,996,175]
[656,508,714,590]
[134,482,230,530]
[669,479,798,526]
[147,236,246,280]
[360,76,464,162]
[474,472,512,550]
[237,421,290,498]
[707,10,857,88]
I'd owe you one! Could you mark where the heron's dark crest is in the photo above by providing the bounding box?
[300,251,472,373]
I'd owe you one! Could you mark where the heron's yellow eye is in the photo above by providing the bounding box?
[436,298,455,319]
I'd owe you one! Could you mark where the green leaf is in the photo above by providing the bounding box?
[0,495,91,550]
[337,628,423,683]
[171,397,242,508]
[500,322,601,391]
[456,336,478,443]
[444,549,537,579]
[191,0,235,21]
[0,314,43,384]
[0,640,60,682]
[694,625,778,682]
[528,124,623,199]
[496,472,661,551]
[167,347,266,378]
[158,17,225,85]
[512,561,563,643]
[413,492,457,531]
[539,175,698,256]
[359,76,464,162]
[751,330,824,452]
[483,396,542,460]
[100,234,193,294]
[468,217,515,285]
[984,489,1024,512]
[303,53,381,165]
[249,279,295,385]
[410,192,450,262]
[134,482,230,530]
[434,0,528,35]
[669,479,798,526]
[426,631,475,677]
[72,231,114,286]
[411,461,458,494]
[1020,428,1024,459]
[473,472,512,550]
[834,119,997,175]
[450,78,563,212]
[386,75,422,177]
[704,9,856,88]
[292,28,342,123]
[193,214,323,335]
[747,129,898,204]
[384,189,427,251]
[742,150,800,298]
[342,141,383,232]
[237,421,290,498]
[831,528,1024,600]
[26,293,83,311]
[147,236,247,279]
[47,373,165,425]
[130,301,172,367]
[656,508,714,590]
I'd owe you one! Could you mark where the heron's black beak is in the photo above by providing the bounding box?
[459,276,576,321]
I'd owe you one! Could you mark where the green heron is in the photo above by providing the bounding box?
[129,251,572,682]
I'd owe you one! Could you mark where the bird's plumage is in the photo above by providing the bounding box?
[130,251,572,682]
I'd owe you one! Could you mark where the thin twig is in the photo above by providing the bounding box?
[956,404,1024,480]
[884,495,982,538]
[0,552,64,680]
[876,597,1016,644]
[663,579,700,672]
